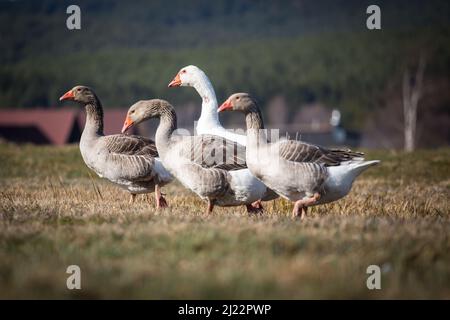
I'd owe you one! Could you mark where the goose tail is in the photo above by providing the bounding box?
[346,160,380,177]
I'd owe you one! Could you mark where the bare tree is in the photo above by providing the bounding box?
[403,55,426,152]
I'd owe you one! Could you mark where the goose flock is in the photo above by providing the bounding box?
[60,65,379,219]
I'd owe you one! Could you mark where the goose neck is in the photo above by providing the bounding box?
[245,108,265,131]
[83,96,104,137]
[193,75,222,129]
[245,108,267,147]
[155,107,177,156]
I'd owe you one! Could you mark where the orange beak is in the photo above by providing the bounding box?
[121,116,134,133]
[59,90,75,101]
[218,99,232,112]
[168,73,182,87]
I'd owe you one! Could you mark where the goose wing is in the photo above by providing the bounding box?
[175,134,247,171]
[277,140,364,166]
[101,134,159,181]
[104,134,158,157]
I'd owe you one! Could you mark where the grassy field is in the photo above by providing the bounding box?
[0,143,449,299]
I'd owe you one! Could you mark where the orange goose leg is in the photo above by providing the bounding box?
[292,193,321,220]
[155,184,168,209]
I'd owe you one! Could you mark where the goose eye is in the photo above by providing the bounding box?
[236,97,240,100]
[182,70,186,73]
[131,110,135,114]
[77,88,82,92]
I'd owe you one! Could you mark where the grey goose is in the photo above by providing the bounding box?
[122,98,271,215]
[218,93,380,219]
[59,85,173,208]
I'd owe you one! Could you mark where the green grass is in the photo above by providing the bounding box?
[0,143,449,299]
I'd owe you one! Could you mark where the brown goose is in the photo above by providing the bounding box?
[59,85,173,208]
[218,93,380,219]
[121,99,264,215]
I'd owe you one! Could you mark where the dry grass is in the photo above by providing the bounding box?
[0,143,449,299]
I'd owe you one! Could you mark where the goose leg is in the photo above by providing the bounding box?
[206,199,215,215]
[292,193,320,220]
[300,206,308,220]
[249,200,264,214]
[292,201,303,219]
[155,184,168,209]
[246,201,264,215]
[129,193,136,204]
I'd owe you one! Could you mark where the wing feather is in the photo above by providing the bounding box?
[176,134,247,171]
[104,134,158,157]
[278,140,364,166]
[101,134,159,181]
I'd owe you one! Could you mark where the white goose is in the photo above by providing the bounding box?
[59,85,173,208]
[219,93,380,219]
[122,99,266,214]
[168,65,278,212]
[168,65,246,144]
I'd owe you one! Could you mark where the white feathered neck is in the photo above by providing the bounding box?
[192,70,246,145]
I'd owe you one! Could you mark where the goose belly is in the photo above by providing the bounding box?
[153,158,174,186]
[160,152,201,195]
[163,158,263,206]
[215,169,267,206]
[79,144,158,194]
[254,161,326,202]
[160,151,220,200]
[116,181,156,194]
[313,165,354,205]
[176,164,230,201]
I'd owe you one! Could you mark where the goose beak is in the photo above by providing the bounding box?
[121,116,134,133]
[218,99,232,112]
[59,90,74,101]
[168,73,181,87]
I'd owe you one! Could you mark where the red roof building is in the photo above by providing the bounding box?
[0,108,136,145]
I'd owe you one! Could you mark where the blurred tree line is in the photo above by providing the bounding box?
[0,0,449,137]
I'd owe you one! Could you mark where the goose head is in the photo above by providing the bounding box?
[59,85,96,104]
[218,93,258,114]
[122,99,172,133]
[168,65,206,88]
